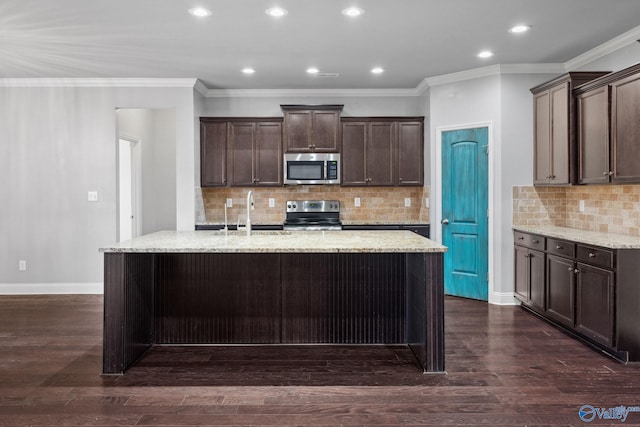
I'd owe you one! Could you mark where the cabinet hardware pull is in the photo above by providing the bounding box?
[568,267,574,272]
[574,268,580,273]
[518,237,524,240]
[609,171,614,176]
[589,252,596,258]
[603,171,609,176]
[533,239,539,244]
[556,245,562,249]
[551,175,556,179]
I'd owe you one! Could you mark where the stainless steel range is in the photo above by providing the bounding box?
[283,200,342,231]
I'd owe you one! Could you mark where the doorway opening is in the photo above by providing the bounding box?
[118,137,141,242]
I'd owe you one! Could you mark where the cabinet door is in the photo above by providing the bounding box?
[529,249,545,312]
[367,122,394,186]
[254,122,282,186]
[514,245,530,302]
[611,72,640,183]
[397,121,424,186]
[312,110,340,152]
[533,91,551,185]
[283,111,312,152]
[578,87,610,184]
[341,122,368,185]
[549,84,570,184]
[200,122,227,187]
[546,254,575,327]
[576,262,615,348]
[228,122,255,186]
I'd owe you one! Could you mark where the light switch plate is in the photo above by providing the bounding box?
[226,198,233,208]
[18,260,27,271]
[88,191,98,202]
[425,198,430,208]
[354,197,361,207]
[404,198,411,207]
[579,200,585,212]
[268,198,275,208]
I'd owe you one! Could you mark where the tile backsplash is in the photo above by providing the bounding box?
[513,185,640,237]
[198,186,430,225]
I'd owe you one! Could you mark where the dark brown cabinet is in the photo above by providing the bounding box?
[513,231,545,312]
[341,118,424,187]
[228,120,282,186]
[546,238,576,328]
[513,229,640,362]
[575,63,640,184]
[530,72,608,186]
[281,105,343,153]
[200,118,283,188]
[200,121,228,187]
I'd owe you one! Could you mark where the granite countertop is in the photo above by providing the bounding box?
[101,230,447,254]
[513,225,640,249]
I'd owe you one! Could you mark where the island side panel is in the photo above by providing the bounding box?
[406,252,445,373]
[103,253,155,374]
[281,253,406,344]
[155,253,281,344]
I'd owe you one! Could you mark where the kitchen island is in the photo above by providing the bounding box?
[100,230,447,374]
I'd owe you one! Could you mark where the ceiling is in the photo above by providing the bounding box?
[2,0,640,90]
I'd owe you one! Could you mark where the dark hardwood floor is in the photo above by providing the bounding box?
[1,295,640,426]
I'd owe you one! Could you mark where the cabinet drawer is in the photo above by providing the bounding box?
[577,245,614,269]
[514,231,545,251]
[547,238,575,258]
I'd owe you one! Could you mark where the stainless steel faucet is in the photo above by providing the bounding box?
[246,190,254,236]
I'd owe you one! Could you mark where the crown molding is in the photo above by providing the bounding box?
[204,87,421,98]
[193,79,209,96]
[425,63,566,87]
[565,24,640,71]
[0,78,198,88]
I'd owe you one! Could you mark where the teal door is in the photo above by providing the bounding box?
[441,127,489,301]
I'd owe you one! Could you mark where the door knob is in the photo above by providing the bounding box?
[441,218,449,225]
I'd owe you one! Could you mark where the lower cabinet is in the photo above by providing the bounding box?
[514,229,640,362]
[575,262,615,348]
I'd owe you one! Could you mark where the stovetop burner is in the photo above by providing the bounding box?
[283,200,342,230]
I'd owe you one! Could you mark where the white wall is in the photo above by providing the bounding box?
[0,85,194,293]
[205,95,422,117]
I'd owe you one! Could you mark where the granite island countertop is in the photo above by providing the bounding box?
[101,230,447,254]
[513,225,640,249]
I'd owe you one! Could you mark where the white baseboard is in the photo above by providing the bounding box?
[489,291,519,306]
[0,282,103,295]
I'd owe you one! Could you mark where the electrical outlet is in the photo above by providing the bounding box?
[425,198,430,208]
[88,191,98,202]
[18,260,27,271]
[354,197,361,207]
[268,198,275,208]
[404,198,411,207]
[226,198,233,208]
[579,200,585,212]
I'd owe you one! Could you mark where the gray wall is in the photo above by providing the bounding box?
[0,85,194,293]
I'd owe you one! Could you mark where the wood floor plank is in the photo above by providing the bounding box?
[2,294,640,426]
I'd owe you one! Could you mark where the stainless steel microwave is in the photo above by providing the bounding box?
[284,153,340,185]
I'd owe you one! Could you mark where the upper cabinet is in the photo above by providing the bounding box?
[575,63,640,184]
[341,118,424,187]
[530,72,609,186]
[200,120,228,187]
[200,118,283,188]
[281,105,343,153]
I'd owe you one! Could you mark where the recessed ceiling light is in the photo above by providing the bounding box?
[306,67,319,74]
[241,67,255,74]
[477,50,494,59]
[188,7,212,17]
[509,24,532,33]
[265,7,288,17]
[341,7,364,17]
[370,67,384,74]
